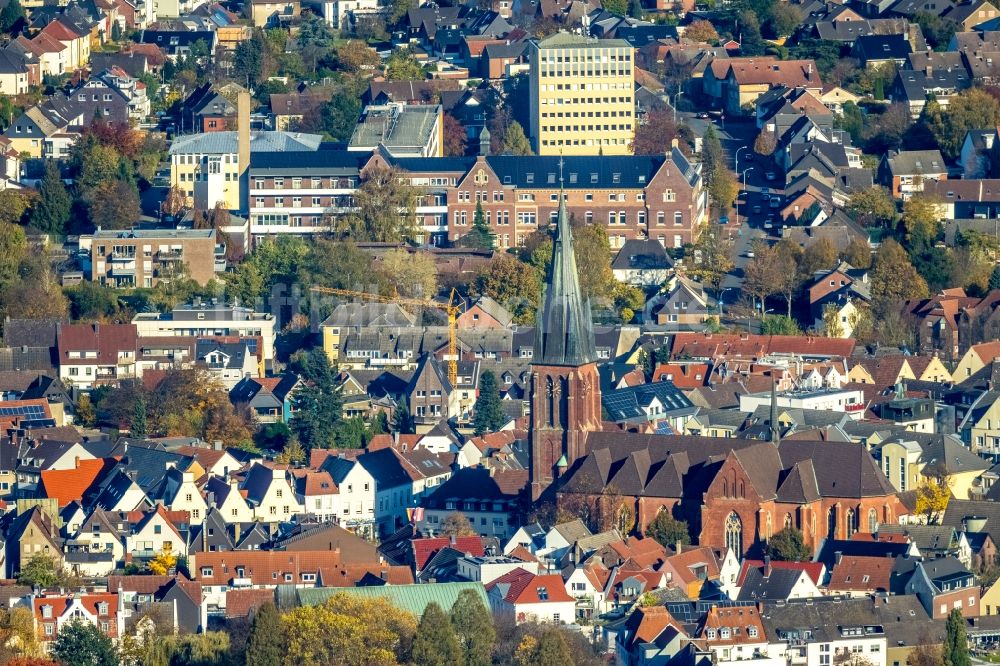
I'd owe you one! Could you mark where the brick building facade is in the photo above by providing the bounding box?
[558,435,906,558]
[243,147,706,250]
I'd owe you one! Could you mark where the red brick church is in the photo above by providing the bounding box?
[526,187,905,557]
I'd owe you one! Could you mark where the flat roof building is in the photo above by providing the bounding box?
[528,32,635,156]
[348,103,443,158]
[81,228,224,288]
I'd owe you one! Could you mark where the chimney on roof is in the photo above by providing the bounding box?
[214,440,222,450]
[835,551,843,565]
[763,555,772,577]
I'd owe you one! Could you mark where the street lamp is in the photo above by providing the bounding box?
[718,287,733,315]
[672,90,685,125]
[735,167,754,226]
[735,146,750,174]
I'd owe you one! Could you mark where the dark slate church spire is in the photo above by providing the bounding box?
[534,159,596,367]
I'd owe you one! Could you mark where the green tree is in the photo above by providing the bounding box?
[943,608,971,666]
[385,48,424,80]
[738,10,767,57]
[17,554,63,588]
[475,253,541,325]
[689,221,734,293]
[516,629,572,666]
[461,202,494,249]
[337,165,417,242]
[822,303,845,337]
[841,237,872,269]
[412,602,461,666]
[233,31,265,86]
[500,121,532,156]
[913,11,959,50]
[392,398,415,434]
[761,315,802,335]
[30,163,69,238]
[645,510,691,548]
[290,348,343,450]
[0,222,25,289]
[925,88,1000,160]
[766,527,812,561]
[684,19,719,43]
[0,0,23,32]
[846,186,897,228]
[132,393,147,437]
[990,265,1000,290]
[766,3,802,37]
[602,0,626,14]
[246,602,284,666]
[472,370,505,436]
[870,239,930,307]
[51,621,116,666]
[800,237,839,276]
[450,590,495,666]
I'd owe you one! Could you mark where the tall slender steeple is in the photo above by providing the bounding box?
[534,167,597,366]
[528,157,602,501]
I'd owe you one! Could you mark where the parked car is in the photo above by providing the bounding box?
[719,216,730,224]
[769,197,781,209]
[765,172,777,181]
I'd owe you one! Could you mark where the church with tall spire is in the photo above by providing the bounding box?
[528,174,603,501]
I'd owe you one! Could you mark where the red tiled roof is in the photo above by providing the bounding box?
[57,323,138,366]
[699,605,766,646]
[507,545,538,563]
[0,398,51,431]
[317,564,414,586]
[225,588,274,618]
[290,469,338,496]
[623,606,685,649]
[671,333,855,361]
[826,555,893,592]
[652,363,709,389]
[40,20,79,42]
[174,446,230,472]
[108,575,173,595]
[193,551,348,586]
[34,593,120,638]
[486,570,573,604]
[412,536,486,571]
[39,458,115,506]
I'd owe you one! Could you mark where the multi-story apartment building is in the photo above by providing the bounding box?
[169,129,322,209]
[243,147,705,249]
[528,33,635,156]
[132,301,278,366]
[81,228,225,287]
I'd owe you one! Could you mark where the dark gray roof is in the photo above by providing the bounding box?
[534,196,596,366]
[612,239,674,271]
[853,34,913,61]
[602,381,696,423]
[737,566,806,601]
[760,597,884,643]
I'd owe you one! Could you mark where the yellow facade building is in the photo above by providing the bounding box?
[528,32,635,156]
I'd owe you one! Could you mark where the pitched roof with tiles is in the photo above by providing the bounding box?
[39,458,116,506]
[486,569,574,604]
[827,554,894,592]
[652,363,710,388]
[225,588,275,618]
[670,333,855,361]
[412,536,488,572]
[620,605,686,650]
[57,323,138,366]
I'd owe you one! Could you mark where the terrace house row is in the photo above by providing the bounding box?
[244,147,706,249]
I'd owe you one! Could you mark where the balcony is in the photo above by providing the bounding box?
[111,251,136,261]
[844,403,866,412]
[158,250,183,261]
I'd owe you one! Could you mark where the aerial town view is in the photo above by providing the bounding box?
[3,0,1000,662]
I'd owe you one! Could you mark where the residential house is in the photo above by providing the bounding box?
[195,340,257,389]
[878,150,947,199]
[418,467,528,540]
[241,463,303,522]
[486,569,575,624]
[4,506,61,578]
[652,275,714,327]
[735,558,822,600]
[149,467,209,525]
[612,239,674,287]
[694,604,770,665]
[851,34,913,68]
[56,323,138,389]
[903,556,980,618]
[319,453,377,538]
[126,505,188,561]
[291,470,339,522]
[33,593,123,645]
[230,374,299,423]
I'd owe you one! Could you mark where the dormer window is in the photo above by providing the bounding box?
[720,628,731,639]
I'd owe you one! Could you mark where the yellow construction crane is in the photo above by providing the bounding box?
[310,286,462,386]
